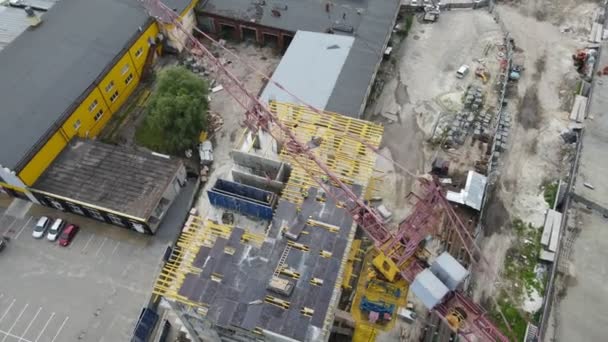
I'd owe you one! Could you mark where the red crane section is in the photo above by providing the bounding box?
[138,1,511,341]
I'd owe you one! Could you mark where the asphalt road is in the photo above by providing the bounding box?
[0,202,174,342]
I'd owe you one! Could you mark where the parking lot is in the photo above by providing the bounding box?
[0,200,177,341]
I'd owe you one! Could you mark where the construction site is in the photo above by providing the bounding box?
[129,0,608,341]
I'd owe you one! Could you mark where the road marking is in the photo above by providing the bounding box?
[19,307,41,341]
[49,316,68,342]
[3,217,17,235]
[81,235,95,253]
[95,237,108,257]
[0,328,33,342]
[14,217,33,240]
[0,299,16,323]
[34,312,54,342]
[1,303,29,342]
[111,241,120,256]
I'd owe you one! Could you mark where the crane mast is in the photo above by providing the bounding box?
[139,1,511,341]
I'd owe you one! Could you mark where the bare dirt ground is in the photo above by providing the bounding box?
[473,0,598,313]
[369,1,597,338]
[193,42,280,216]
[368,10,503,222]
[368,10,505,340]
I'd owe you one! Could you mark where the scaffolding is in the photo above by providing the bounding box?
[269,102,384,206]
[152,215,265,309]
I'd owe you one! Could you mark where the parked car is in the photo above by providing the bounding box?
[198,140,213,166]
[58,224,79,247]
[47,218,66,241]
[32,216,50,239]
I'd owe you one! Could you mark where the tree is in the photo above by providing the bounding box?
[137,66,208,154]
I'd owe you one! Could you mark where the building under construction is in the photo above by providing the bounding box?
[152,103,384,341]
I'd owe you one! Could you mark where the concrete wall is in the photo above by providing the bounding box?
[232,150,283,179]
[232,169,284,194]
[230,150,289,193]
[195,13,294,50]
[149,164,187,231]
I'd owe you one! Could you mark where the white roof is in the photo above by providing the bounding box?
[430,252,468,291]
[259,31,354,109]
[410,269,449,309]
[446,170,487,211]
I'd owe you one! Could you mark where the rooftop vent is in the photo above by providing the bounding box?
[24,6,41,27]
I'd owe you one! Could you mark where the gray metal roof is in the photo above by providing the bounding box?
[33,139,183,219]
[201,0,400,117]
[430,252,468,291]
[0,0,191,171]
[410,268,450,310]
[259,31,354,109]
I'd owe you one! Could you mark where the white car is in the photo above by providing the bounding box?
[32,216,50,239]
[46,218,65,241]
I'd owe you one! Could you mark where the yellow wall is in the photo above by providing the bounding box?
[60,87,111,139]
[18,22,161,186]
[19,132,68,186]
[128,23,160,77]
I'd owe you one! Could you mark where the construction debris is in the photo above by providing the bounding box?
[208,112,224,134]
[569,95,587,123]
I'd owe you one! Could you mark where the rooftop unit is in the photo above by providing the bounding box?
[410,269,450,309]
[430,252,469,291]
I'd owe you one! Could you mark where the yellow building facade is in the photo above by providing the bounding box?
[18,22,160,186]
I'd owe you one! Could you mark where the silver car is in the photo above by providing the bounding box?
[47,218,66,241]
[32,216,50,239]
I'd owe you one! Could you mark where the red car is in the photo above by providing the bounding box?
[58,224,79,247]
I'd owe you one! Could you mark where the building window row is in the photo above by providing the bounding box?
[94,109,104,122]
[135,46,144,58]
[110,90,119,103]
[88,99,98,112]
[73,119,81,131]
[105,81,115,93]
[121,64,130,75]
[125,73,134,85]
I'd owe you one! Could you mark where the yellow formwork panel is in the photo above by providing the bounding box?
[152,215,265,307]
[353,324,378,342]
[343,239,363,289]
[269,102,384,206]
[351,249,409,336]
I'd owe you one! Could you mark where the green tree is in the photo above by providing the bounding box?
[137,66,208,154]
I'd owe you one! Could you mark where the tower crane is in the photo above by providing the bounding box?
[139,1,512,341]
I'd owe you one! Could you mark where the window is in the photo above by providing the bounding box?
[105,81,114,93]
[49,199,65,211]
[135,47,144,58]
[130,221,146,233]
[107,213,125,227]
[88,99,98,112]
[94,109,104,121]
[66,202,84,215]
[73,119,81,131]
[121,64,130,75]
[109,90,119,103]
[125,73,134,85]
[86,208,105,221]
